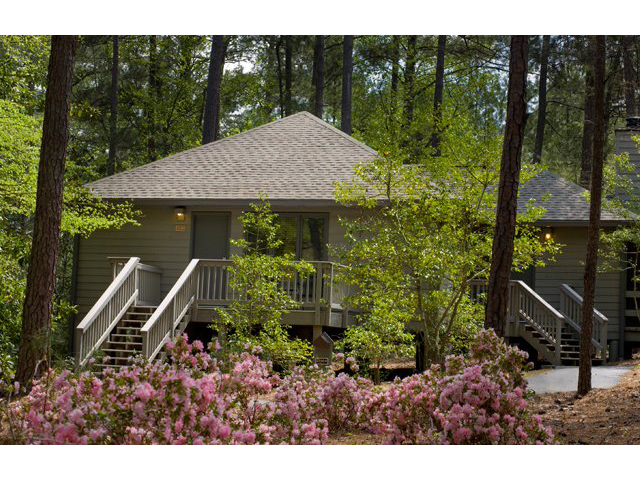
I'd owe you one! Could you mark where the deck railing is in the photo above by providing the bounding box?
[141,259,345,360]
[75,257,140,367]
[141,259,200,360]
[559,284,608,358]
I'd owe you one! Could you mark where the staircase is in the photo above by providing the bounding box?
[519,322,584,365]
[93,306,155,370]
[470,280,608,366]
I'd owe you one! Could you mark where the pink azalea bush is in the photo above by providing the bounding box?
[367,329,554,444]
[3,329,553,445]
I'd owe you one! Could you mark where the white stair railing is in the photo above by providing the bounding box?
[469,279,565,364]
[75,257,140,367]
[559,284,608,359]
[141,259,200,360]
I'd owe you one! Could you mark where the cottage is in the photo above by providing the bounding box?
[72,111,639,369]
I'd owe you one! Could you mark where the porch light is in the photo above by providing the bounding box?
[543,227,553,241]
[175,207,186,222]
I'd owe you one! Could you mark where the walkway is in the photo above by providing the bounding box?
[526,365,633,394]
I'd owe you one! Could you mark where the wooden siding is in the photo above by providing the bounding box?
[534,226,621,342]
[75,204,352,323]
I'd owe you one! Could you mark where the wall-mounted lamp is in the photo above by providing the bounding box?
[543,227,553,241]
[175,207,186,222]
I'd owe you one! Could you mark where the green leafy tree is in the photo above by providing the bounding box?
[337,296,415,384]
[213,199,314,370]
[335,110,560,368]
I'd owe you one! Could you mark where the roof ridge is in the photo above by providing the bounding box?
[93,112,378,184]
[296,111,379,156]
[91,113,331,183]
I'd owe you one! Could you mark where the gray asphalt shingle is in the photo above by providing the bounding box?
[88,111,628,224]
[88,111,377,202]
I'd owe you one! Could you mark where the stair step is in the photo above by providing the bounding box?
[115,328,142,335]
[111,333,142,340]
[106,341,142,348]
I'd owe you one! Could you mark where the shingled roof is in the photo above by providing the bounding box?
[519,170,630,225]
[88,111,377,204]
[88,111,629,224]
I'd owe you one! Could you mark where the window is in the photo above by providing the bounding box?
[275,214,327,261]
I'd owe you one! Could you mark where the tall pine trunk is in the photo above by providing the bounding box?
[107,35,119,176]
[431,35,446,155]
[16,35,77,387]
[533,35,550,164]
[579,40,595,189]
[391,36,400,95]
[313,35,325,119]
[622,35,636,117]
[341,35,353,134]
[285,36,292,116]
[403,35,417,131]
[202,35,225,144]
[147,35,158,162]
[276,37,284,118]
[577,36,606,397]
[484,36,529,337]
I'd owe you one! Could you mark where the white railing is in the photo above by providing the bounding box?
[512,280,565,363]
[136,263,162,305]
[469,279,565,363]
[559,284,608,358]
[75,257,140,367]
[141,259,200,360]
[141,259,345,360]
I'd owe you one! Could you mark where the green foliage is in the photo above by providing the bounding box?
[0,98,139,379]
[335,110,560,365]
[337,296,415,383]
[212,199,314,370]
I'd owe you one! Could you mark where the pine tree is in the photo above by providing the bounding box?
[485,36,529,337]
[16,35,78,387]
[577,36,606,397]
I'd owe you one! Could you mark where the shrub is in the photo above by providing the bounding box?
[367,329,553,444]
[3,330,553,445]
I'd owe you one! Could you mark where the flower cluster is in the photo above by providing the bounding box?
[367,329,553,444]
[5,330,553,445]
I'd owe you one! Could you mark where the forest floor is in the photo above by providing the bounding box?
[528,359,640,444]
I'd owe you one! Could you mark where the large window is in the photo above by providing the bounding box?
[274,214,327,261]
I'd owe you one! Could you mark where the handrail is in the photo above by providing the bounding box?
[511,280,564,363]
[75,257,140,367]
[559,283,608,358]
[140,259,200,360]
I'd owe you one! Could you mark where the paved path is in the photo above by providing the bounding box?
[526,366,633,394]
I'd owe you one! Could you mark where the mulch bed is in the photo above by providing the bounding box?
[529,361,640,444]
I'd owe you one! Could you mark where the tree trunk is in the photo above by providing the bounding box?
[202,35,225,144]
[276,37,284,118]
[147,35,158,162]
[622,35,636,117]
[15,35,77,387]
[285,36,292,117]
[577,36,606,397]
[107,35,119,176]
[431,35,447,155]
[533,35,550,164]
[403,35,417,131]
[341,35,354,134]
[391,35,400,95]
[484,36,529,337]
[579,40,595,189]
[313,35,324,119]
